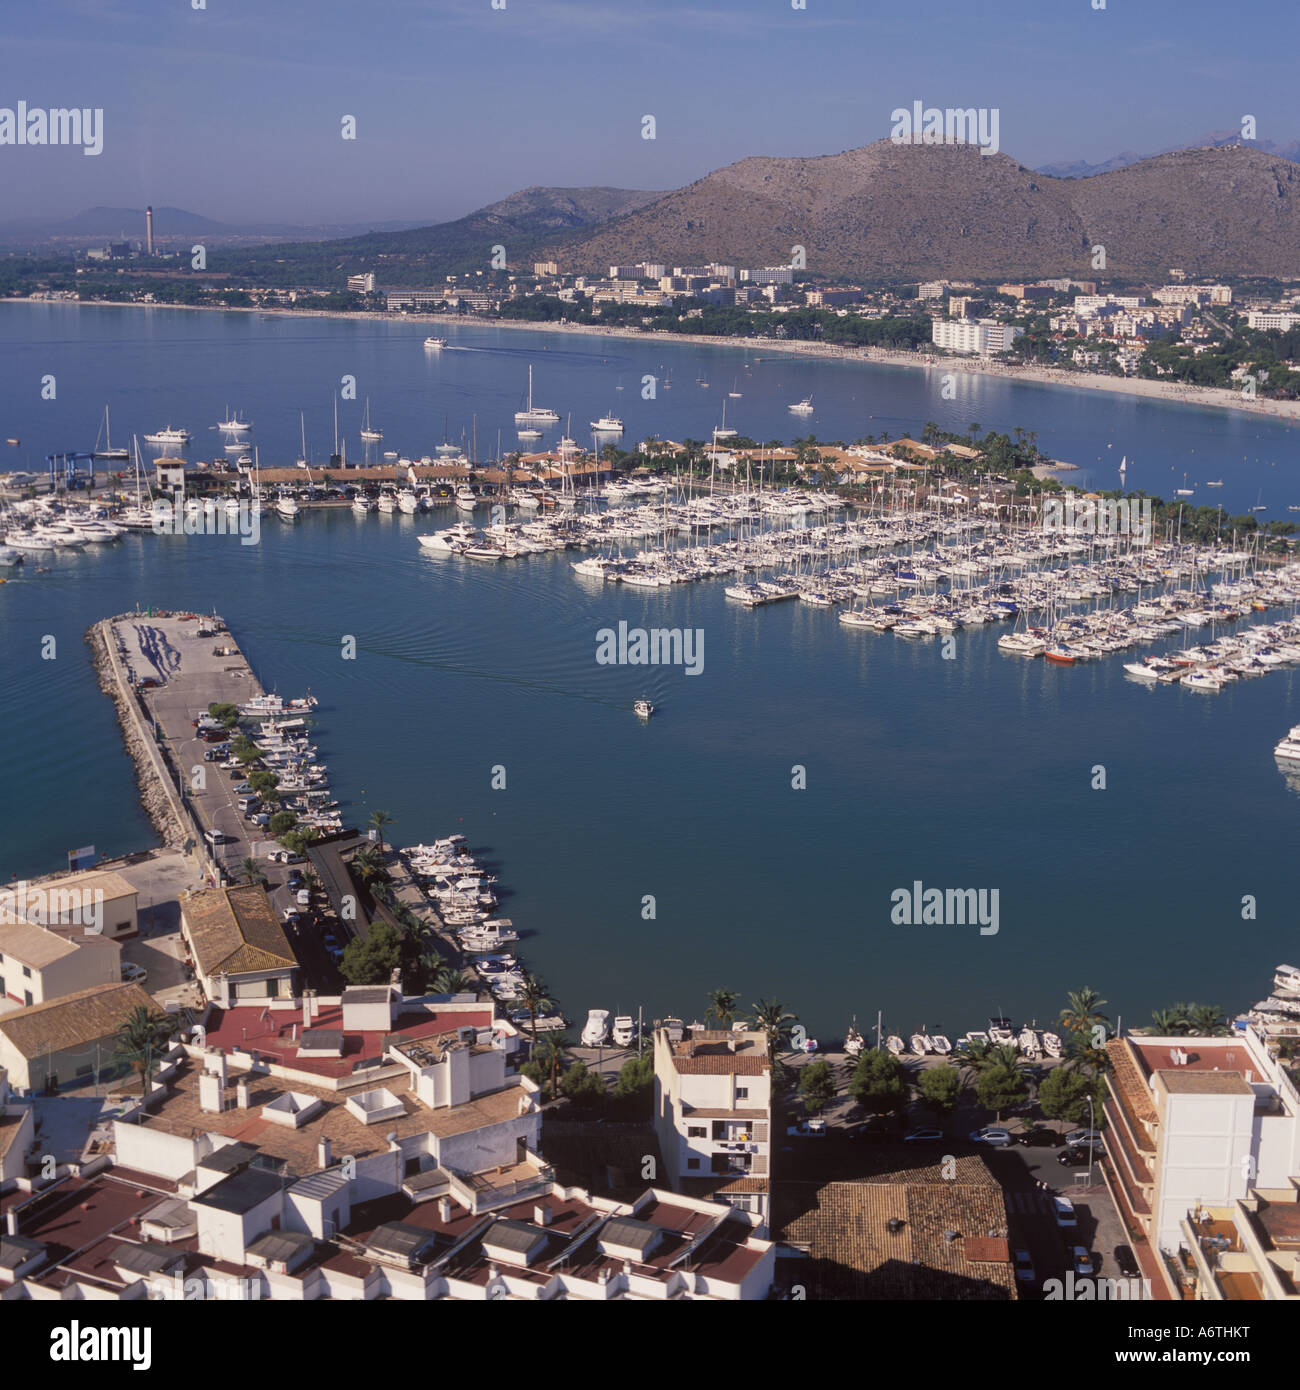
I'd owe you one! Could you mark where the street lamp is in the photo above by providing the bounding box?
[1085,1092,1095,1189]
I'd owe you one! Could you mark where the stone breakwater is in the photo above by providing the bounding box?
[86,617,185,848]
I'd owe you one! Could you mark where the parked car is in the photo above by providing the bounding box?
[203,829,234,846]
[267,849,305,864]
[969,1126,1013,1147]
[1058,1146,1092,1167]
[1017,1127,1062,1147]
[1072,1246,1094,1277]
[120,962,148,984]
[203,749,224,762]
[1065,1128,1103,1148]
[786,1119,827,1139]
[1013,1249,1035,1284]
[282,908,301,925]
[296,888,311,907]
[232,782,254,795]
[1053,1197,1078,1228]
[1114,1244,1140,1279]
[248,813,271,827]
[847,1116,897,1142]
[903,1127,944,1144]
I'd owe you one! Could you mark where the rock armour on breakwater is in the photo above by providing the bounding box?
[86,618,185,848]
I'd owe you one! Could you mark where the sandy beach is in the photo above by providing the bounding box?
[16,296,1300,424]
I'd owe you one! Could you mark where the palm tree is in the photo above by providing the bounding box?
[113,1005,176,1096]
[240,857,267,887]
[369,809,395,858]
[431,967,476,995]
[1060,987,1109,1039]
[1151,1006,1187,1035]
[1188,1003,1230,1037]
[517,974,554,1041]
[750,998,797,1067]
[531,1033,568,1101]
[707,988,739,1029]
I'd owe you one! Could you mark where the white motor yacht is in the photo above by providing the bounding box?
[611,1016,637,1047]
[581,1009,611,1046]
[143,426,191,446]
[276,494,300,521]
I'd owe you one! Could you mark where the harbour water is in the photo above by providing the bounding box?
[1,303,1298,1037]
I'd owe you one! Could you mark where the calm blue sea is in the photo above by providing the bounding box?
[1,302,1297,1038]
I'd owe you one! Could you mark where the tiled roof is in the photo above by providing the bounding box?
[1107,1039,1158,1124]
[182,885,296,977]
[0,983,156,1059]
[0,922,78,968]
[775,1172,1016,1300]
[1158,1070,1253,1095]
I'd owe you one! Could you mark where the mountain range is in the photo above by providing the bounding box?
[1037,132,1300,180]
[540,142,1300,281]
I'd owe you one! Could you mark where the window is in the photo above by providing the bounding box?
[22,965,31,979]
[686,1158,700,1170]
[115,922,130,936]
[735,1087,748,1099]
[687,1126,706,1138]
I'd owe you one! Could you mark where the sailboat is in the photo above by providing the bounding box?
[216,406,252,433]
[93,406,130,460]
[295,412,309,469]
[514,365,559,424]
[728,376,742,398]
[115,436,157,528]
[360,397,383,441]
[714,398,737,439]
[1118,454,1127,478]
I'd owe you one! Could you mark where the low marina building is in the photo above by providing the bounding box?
[0,981,156,1092]
[0,868,139,940]
[180,884,298,1002]
[0,920,120,1007]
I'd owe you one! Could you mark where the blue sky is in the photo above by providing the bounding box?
[0,0,1295,226]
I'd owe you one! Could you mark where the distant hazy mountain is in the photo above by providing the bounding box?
[1038,132,1300,179]
[548,141,1300,281]
[0,206,436,247]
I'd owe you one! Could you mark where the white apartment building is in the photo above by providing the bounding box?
[653,1028,772,1232]
[1248,311,1297,332]
[932,318,1024,355]
[1075,294,1145,312]
[741,267,794,286]
[1103,1026,1300,1280]
[346,273,376,294]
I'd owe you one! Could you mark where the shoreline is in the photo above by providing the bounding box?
[12,295,1300,423]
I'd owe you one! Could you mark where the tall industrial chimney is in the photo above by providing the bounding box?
[145,206,154,256]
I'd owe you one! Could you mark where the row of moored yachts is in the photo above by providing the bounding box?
[854,1019,1065,1061]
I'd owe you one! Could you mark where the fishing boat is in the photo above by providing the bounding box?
[590,415,624,433]
[581,1009,611,1046]
[514,365,560,424]
[360,398,383,441]
[633,699,654,719]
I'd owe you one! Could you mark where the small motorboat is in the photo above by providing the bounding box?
[634,699,654,719]
[885,1035,905,1056]
[1042,1032,1063,1058]
[611,1015,637,1047]
[929,1035,952,1055]
[581,1008,611,1047]
[964,1030,990,1048]
[803,1037,819,1054]
[844,1024,865,1057]
[910,1033,930,1055]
